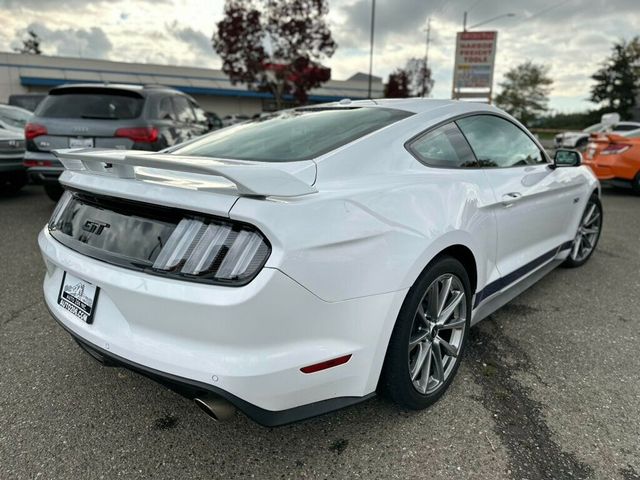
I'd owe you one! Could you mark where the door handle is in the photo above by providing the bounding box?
[501,192,522,207]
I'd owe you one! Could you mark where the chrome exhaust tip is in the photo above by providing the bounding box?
[194,396,236,422]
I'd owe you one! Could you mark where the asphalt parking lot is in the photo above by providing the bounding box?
[1,186,639,480]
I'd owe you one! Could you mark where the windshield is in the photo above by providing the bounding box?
[583,123,603,133]
[36,90,144,120]
[172,107,412,162]
[0,106,31,129]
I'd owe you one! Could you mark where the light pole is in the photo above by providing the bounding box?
[367,0,376,98]
[421,18,431,97]
[463,12,515,31]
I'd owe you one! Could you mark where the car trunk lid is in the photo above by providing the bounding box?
[53,148,317,218]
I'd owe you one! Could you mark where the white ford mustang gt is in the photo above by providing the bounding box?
[39,99,602,426]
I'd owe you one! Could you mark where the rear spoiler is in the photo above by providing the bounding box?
[53,148,317,198]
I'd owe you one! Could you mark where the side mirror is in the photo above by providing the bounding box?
[553,149,582,168]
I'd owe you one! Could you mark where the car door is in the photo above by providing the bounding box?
[456,114,583,279]
[171,95,197,144]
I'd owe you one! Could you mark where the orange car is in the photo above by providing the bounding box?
[583,133,640,194]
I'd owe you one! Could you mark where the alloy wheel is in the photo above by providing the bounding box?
[408,273,467,395]
[570,199,602,262]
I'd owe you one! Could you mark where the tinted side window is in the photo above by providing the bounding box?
[457,115,546,168]
[173,96,196,123]
[409,122,478,168]
[157,97,176,120]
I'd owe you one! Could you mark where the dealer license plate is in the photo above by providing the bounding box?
[58,272,100,324]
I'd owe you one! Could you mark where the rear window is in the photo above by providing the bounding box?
[35,89,144,120]
[171,107,412,162]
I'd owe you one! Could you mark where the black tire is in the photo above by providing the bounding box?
[44,184,64,202]
[562,194,603,268]
[380,256,472,410]
[632,172,640,196]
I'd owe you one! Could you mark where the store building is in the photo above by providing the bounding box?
[0,52,384,116]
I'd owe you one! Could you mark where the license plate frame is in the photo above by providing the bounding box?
[69,137,94,148]
[57,272,100,324]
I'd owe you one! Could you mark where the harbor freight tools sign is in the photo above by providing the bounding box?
[452,31,498,102]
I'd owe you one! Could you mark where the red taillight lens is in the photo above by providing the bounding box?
[300,354,352,374]
[601,143,630,155]
[115,126,158,143]
[23,159,53,167]
[25,123,48,140]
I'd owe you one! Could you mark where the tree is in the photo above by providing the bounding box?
[590,37,640,120]
[384,58,435,99]
[406,57,434,97]
[384,69,412,98]
[212,0,337,108]
[14,30,42,55]
[494,61,553,126]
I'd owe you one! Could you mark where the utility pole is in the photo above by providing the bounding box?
[422,17,431,97]
[367,0,376,98]
[463,11,467,31]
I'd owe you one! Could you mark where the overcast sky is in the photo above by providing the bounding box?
[1,0,638,112]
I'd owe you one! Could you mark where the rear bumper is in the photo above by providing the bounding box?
[27,166,64,185]
[48,304,374,426]
[39,228,406,425]
[584,162,636,184]
[24,151,63,185]
[0,160,24,173]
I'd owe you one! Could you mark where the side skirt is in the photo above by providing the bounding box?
[470,242,572,326]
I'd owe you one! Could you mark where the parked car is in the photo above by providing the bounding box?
[205,111,223,130]
[583,131,640,194]
[8,93,46,112]
[0,105,30,195]
[24,83,213,200]
[222,114,250,127]
[0,128,27,195]
[554,113,640,150]
[0,104,32,132]
[40,99,601,426]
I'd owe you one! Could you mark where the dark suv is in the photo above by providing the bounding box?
[25,84,214,200]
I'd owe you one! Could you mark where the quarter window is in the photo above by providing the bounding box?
[409,122,478,168]
[157,97,176,120]
[456,115,547,168]
[173,96,196,123]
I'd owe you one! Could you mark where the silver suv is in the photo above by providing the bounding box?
[25,83,215,200]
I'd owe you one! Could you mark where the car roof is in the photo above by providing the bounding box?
[319,98,501,115]
[0,103,32,115]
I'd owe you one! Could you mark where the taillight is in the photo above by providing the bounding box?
[152,218,270,285]
[25,123,48,140]
[115,126,158,143]
[601,143,630,155]
[23,159,53,167]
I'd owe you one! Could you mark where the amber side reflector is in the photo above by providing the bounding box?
[300,354,352,374]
